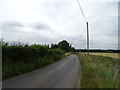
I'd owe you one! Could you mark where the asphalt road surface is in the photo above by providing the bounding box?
[3,54,80,88]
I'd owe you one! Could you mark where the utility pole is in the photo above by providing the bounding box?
[86,22,89,54]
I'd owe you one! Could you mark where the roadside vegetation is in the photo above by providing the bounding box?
[2,45,65,80]
[75,53,119,88]
[2,39,75,80]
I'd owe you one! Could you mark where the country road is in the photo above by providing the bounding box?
[3,54,80,88]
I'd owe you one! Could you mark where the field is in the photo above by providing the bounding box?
[75,53,119,88]
[90,53,118,59]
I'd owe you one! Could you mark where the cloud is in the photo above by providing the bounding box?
[2,21,24,33]
[32,23,51,30]
[3,21,24,28]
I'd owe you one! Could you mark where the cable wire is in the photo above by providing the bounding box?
[76,0,87,23]
[80,25,87,39]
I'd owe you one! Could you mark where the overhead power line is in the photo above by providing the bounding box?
[76,0,90,54]
[80,26,87,40]
[76,0,87,23]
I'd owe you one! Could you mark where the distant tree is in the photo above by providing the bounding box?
[51,43,54,49]
[71,47,76,52]
[53,44,58,48]
[51,43,58,49]
[58,40,71,52]
[4,42,9,46]
[44,44,49,49]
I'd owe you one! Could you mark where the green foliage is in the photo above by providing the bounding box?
[51,43,58,49]
[48,48,64,56]
[2,44,65,80]
[3,54,65,80]
[51,40,75,52]
[75,53,118,88]
[50,40,75,52]
[58,40,70,52]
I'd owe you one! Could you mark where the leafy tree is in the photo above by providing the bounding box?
[58,40,71,52]
[71,47,76,52]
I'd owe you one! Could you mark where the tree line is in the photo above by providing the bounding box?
[2,39,75,65]
[1,37,75,52]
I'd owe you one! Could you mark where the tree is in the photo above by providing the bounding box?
[58,40,71,52]
[51,43,58,49]
[71,47,76,52]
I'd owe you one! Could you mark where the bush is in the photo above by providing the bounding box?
[48,48,64,56]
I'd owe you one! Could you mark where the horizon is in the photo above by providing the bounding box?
[1,38,119,50]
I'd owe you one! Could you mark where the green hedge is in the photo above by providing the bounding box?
[3,45,64,65]
[2,45,65,80]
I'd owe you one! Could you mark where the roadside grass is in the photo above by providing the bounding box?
[75,53,119,88]
[89,53,118,59]
[65,52,71,56]
[3,54,66,80]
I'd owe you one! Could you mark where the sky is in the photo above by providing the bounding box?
[0,0,119,49]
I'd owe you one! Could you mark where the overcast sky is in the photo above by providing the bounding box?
[0,0,119,49]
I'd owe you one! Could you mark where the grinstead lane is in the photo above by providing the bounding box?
[3,54,80,88]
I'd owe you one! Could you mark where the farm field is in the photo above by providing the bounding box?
[75,53,119,88]
[90,53,118,59]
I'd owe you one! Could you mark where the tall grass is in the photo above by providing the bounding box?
[75,53,118,88]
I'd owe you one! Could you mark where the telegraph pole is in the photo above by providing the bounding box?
[76,0,89,54]
[86,22,89,54]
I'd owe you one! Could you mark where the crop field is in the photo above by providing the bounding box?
[75,53,119,88]
[90,53,118,59]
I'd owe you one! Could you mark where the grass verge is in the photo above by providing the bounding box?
[75,53,119,88]
[3,54,66,80]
